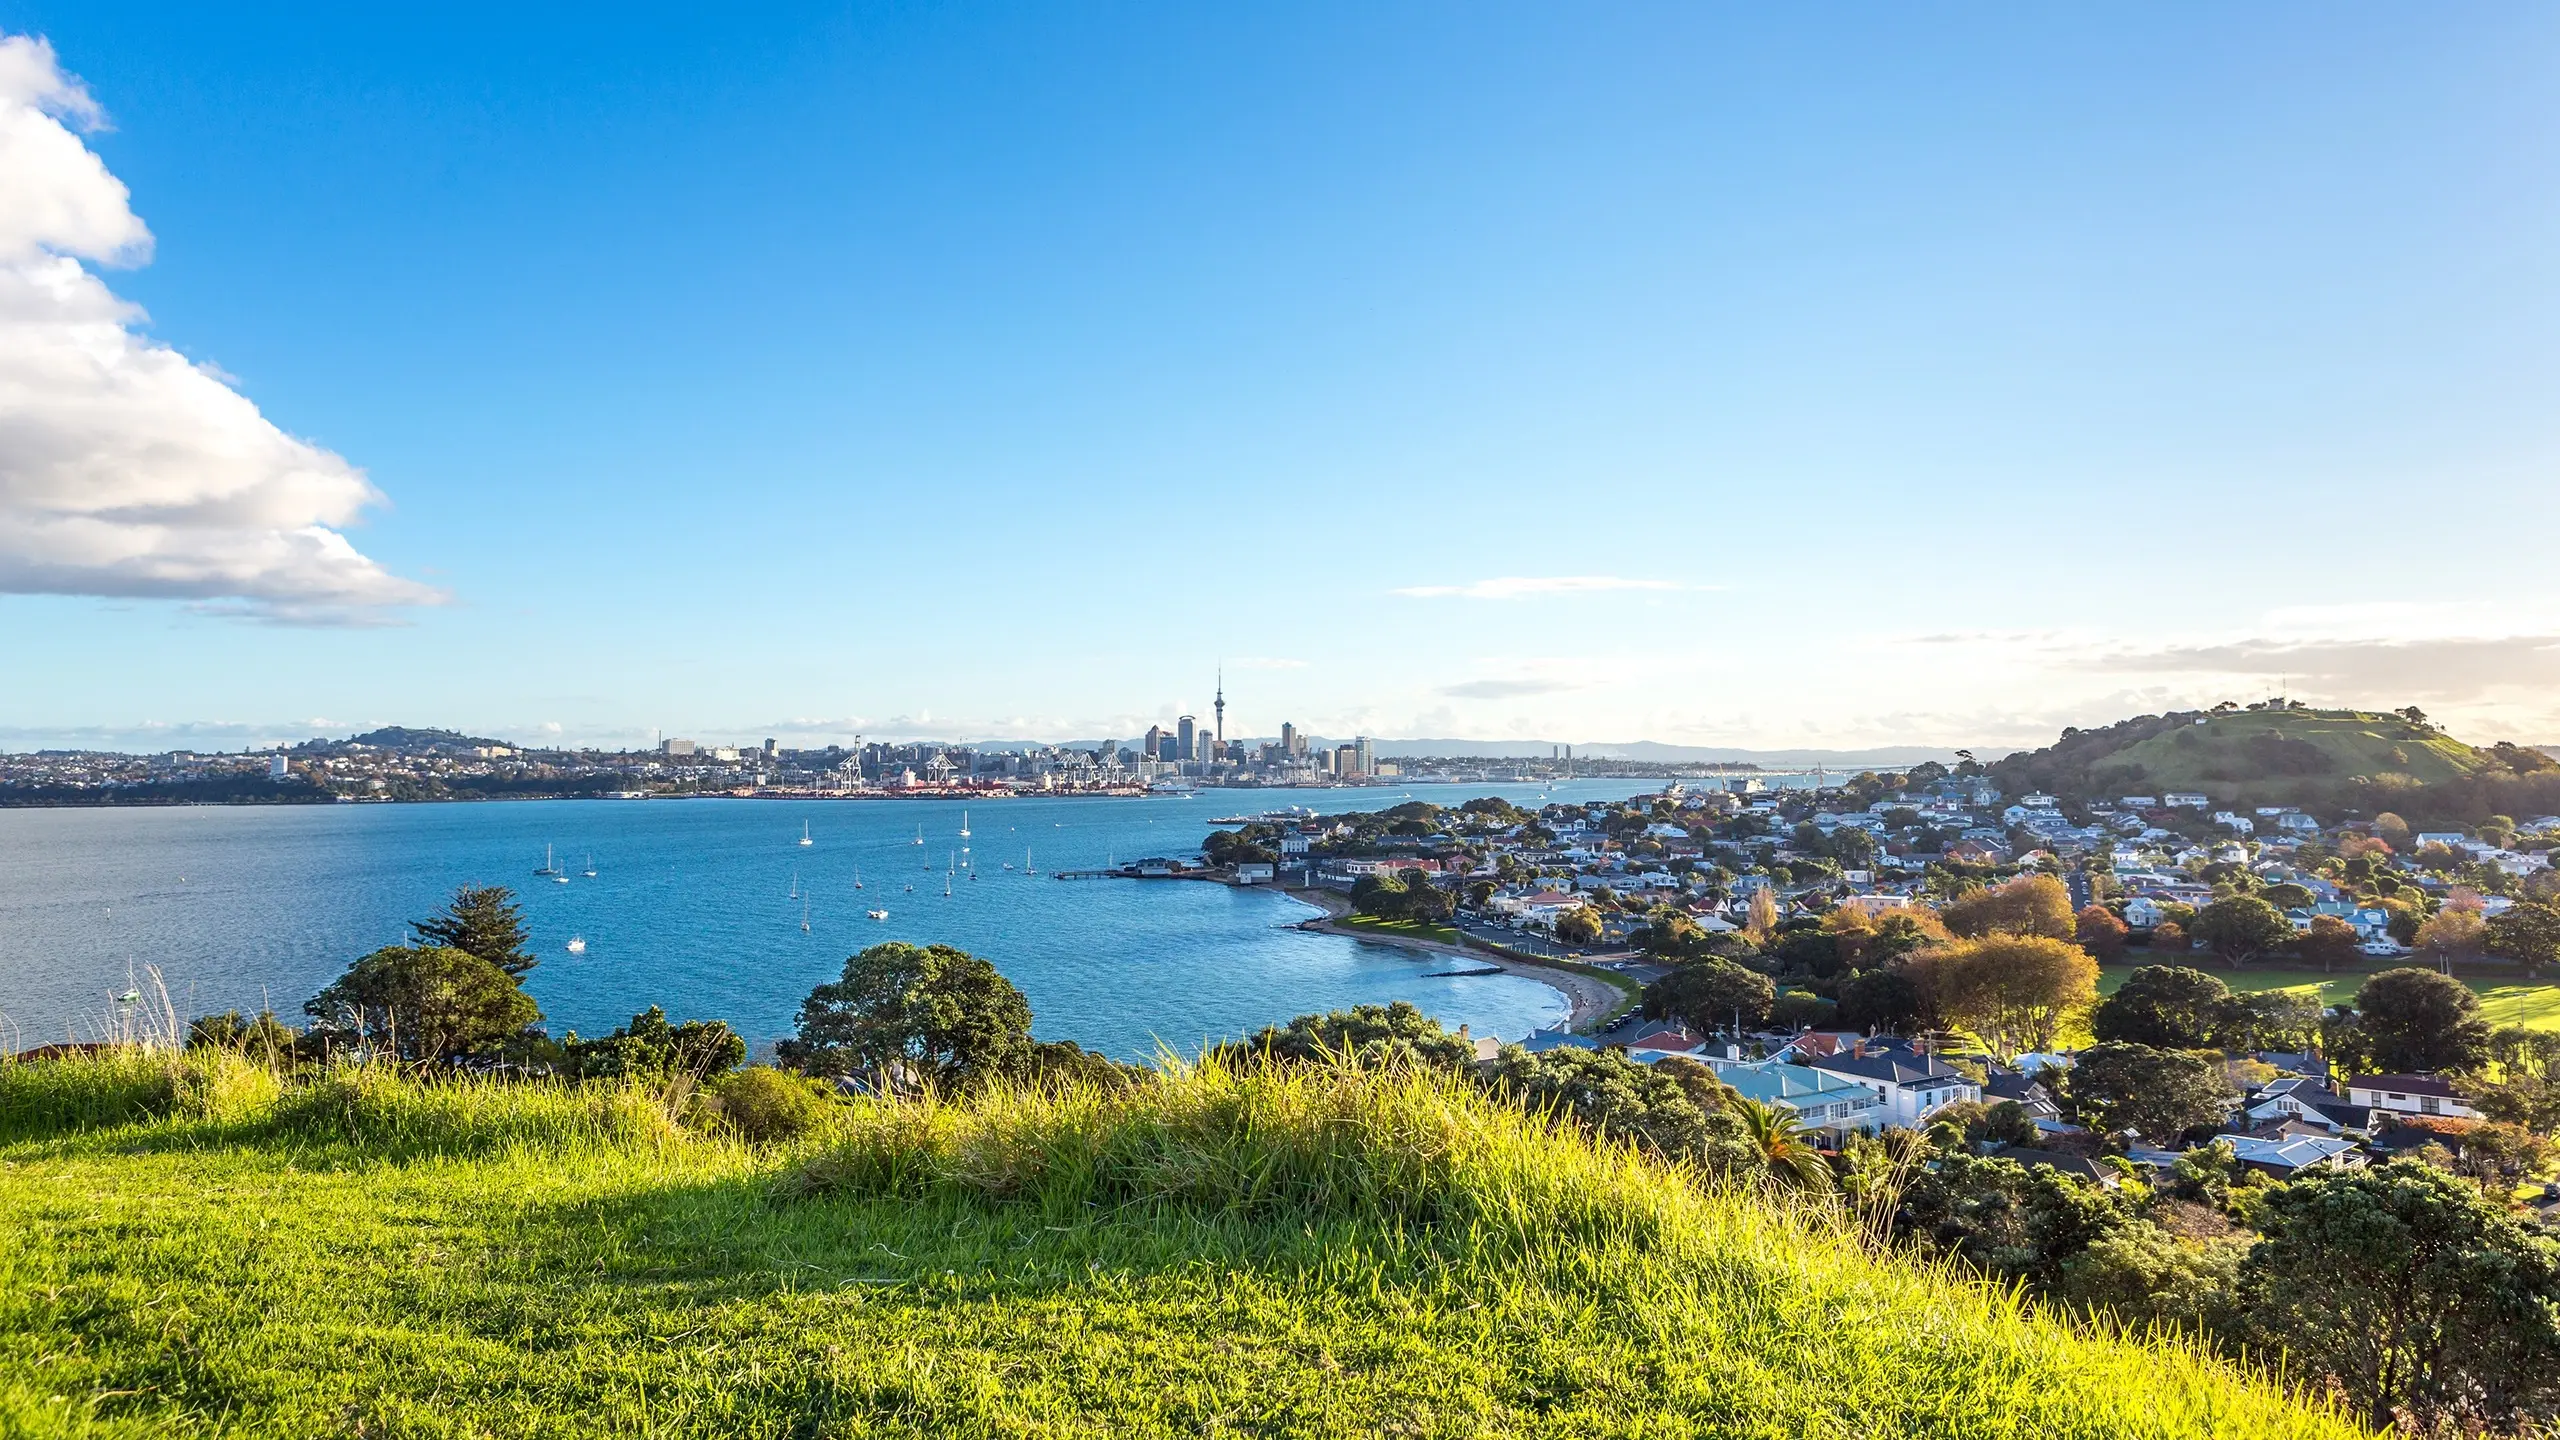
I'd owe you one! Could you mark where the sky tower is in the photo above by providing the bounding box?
[1213,666,1225,749]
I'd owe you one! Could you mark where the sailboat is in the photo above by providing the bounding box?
[853,865,864,890]
[534,844,561,877]
[958,810,971,839]
[912,825,924,845]
[1026,847,1037,876]
[799,820,813,847]
[800,894,811,932]
[789,868,801,901]
[565,936,586,955]
[866,907,888,921]
[582,854,597,878]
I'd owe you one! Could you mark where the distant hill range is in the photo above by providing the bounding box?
[319,727,515,754]
[1357,738,1962,768]
[1989,706,2560,823]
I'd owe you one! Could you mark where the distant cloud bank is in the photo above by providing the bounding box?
[0,34,437,622]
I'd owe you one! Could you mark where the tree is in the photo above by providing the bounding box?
[2238,1161,2560,1432]
[1939,875,2075,941]
[2414,906,2488,967]
[1214,1001,1475,1072]
[1486,1046,1749,1172]
[1726,1097,1833,1193]
[1896,1150,2126,1291]
[2074,905,2128,961]
[1348,871,1409,919]
[304,945,541,1061]
[1823,905,1949,970]
[2261,882,2317,911]
[2090,965,2233,1049]
[1554,905,1603,946]
[2147,919,2189,953]
[2293,913,2362,973]
[2189,896,2292,966]
[778,942,1034,1089]
[1903,934,2097,1056]
[2374,812,2413,851]
[1836,968,1923,1033]
[1643,960,1774,1035]
[2356,967,2491,1074]
[2441,1121,2554,1200]
[2486,901,2560,977]
[2062,1042,2237,1145]
[1743,888,1779,942]
[187,1008,300,1059]
[567,1005,746,1080]
[1769,990,1839,1031]
[2223,988,2325,1053]
[410,885,537,978]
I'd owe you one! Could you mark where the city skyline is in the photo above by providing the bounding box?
[4,8,2559,752]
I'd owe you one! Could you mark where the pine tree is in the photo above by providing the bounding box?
[412,884,537,978]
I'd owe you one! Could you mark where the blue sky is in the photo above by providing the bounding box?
[2,4,2557,754]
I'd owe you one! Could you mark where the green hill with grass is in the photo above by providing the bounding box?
[1991,707,2556,817]
[0,1050,2361,1439]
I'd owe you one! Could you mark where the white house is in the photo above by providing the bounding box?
[2344,1074,2479,1120]
[2123,896,2168,929]
[1802,1052,1980,1127]
[2165,792,2211,809]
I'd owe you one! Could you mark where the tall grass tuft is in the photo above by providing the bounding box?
[0,1046,282,1142]
[262,1063,685,1158]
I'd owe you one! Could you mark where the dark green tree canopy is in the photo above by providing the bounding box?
[1486,1046,1749,1172]
[2090,965,2234,1049]
[778,942,1034,1089]
[568,1005,747,1080]
[2189,896,2292,966]
[412,884,537,977]
[2354,966,2491,1074]
[2062,1041,2237,1146]
[2238,1160,2560,1432]
[1643,960,1775,1035]
[1212,1000,1477,1073]
[304,945,541,1061]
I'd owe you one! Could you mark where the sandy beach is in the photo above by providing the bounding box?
[1280,888,1633,1031]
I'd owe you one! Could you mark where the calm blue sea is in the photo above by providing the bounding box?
[0,781,1670,1058]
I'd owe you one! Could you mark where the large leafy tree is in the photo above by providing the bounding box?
[779,942,1033,1089]
[2189,896,2292,966]
[1896,1150,2127,1291]
[568,1005,747,1080]
[304,945,541,1061]
[2486,901,2560,976]
[1485,1046,1748,1172]
[1939,875,2075,941]
[2222,988,2325,1053]
[1903,934,2097,1057]
[2293,913,2362,973]
[412,885,537,977]
[2356,967,2491,1074]
[2073,905,2128,961]
[2238,1160,2560,1432]
[2061,1041,2236,1145]
[1642,959,1774,1035]
[2089,965,2233,1049]
[1835,968,1923,1033]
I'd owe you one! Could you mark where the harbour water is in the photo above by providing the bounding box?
[0,781,1668,1058]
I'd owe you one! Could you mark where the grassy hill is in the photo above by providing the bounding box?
[0,1052,2363,1439]
[1988,707,2543,813]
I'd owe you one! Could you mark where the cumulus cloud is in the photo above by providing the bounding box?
[1392,576,1690,600]
[0,34,438,621]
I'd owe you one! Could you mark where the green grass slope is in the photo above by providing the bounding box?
[0,1053,2363,1439]
[1995,708,2491,808]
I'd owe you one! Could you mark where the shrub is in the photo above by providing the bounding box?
[707,1065,833,1144]
[0,1047,281,1141]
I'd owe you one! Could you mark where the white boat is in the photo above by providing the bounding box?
[789,868,800,900]
[958,809,971,839]
[582,854,597,878]
[799,821,813,847]
[912,825,924,845]
[800,894,811,932]
[565,937,587,955]
[853,865,864,890]
[534,844,561,877]
[866,909,888,921]
[1026,848,1037,875]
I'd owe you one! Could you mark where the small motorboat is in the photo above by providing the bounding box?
[566,937,587,955]
[866,908,889,921]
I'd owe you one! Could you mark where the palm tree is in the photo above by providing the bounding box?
[1727,1096,1834,1195]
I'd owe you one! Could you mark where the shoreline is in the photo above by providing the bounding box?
[1277,888,1635,1032]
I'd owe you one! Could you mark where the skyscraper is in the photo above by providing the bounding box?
[1355,736,1373,777]
[1145,724,1163,762]
[1279,721,1297,757]
[1177,715,1197,763]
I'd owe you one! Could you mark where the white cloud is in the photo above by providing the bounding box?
[1392,575,1690,600]
[0,34,439,621]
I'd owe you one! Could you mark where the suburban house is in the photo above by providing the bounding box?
[1692,1057,1885,1135]
[2344,1074,2480,1120]
[1801,1051,1980,1127]
[2218,1133,2367,1177]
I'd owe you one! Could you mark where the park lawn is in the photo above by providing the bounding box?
[0,1055,2364,1440]
[1336,915,1465,946]
[2095,962,2560,1033]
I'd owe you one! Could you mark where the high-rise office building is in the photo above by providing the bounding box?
[1355,736,1373,776]
[1144,725,1163,761]
[1177,715,1197,762]
[1279,722,1297,756]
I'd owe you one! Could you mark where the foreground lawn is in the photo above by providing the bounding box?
[0,1057,2364,1438]
[2098,961,2560,1032]
[1334,915,1467,946]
